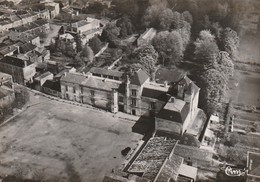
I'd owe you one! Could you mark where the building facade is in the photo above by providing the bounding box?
[0,56,36,85]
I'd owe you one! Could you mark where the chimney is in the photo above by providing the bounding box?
[164,80,168,87]
[64,72,67,76]
[170,97,175,103]
[24,60,27,67]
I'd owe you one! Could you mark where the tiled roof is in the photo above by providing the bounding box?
[155,68,186,84]
[155,154,183,182]
[141,87,169,102]
[11,19,48,33]
[81,76,121,92]
[0,56,32,68]
[60,72,86,84]
[128,137,178,181]
[34,71,53,80]
[130,69,149,86]
[156,98,190,123]
[89,67,124,79]
[42,80,61,92]
[0,45,17,56]
[71,20,89,28]
[248,152,260,177]
[20,43,36,53]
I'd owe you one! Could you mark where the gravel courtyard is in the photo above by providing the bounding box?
[0,92,142,181]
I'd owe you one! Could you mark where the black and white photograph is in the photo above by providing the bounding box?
[0,0,259,181]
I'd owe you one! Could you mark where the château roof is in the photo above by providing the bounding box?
[130,69,149,86]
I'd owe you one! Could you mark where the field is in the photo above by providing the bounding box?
[223,69,260,164]
[0,92,142,181]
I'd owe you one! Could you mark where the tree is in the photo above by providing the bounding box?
[142,4,167,28]
[152,31,184,65]
[199,68,226,115]
[194,30,219,66]
[75,34,83,53]
[171,11,182,29]
[80,45,94,63]
[100,22,120,47]
[177,21,191,49]
[116,15,134,38]
[181,11,193,24]
[133,45,158,80]
[215,51,234,80]
[88,36,102,54]
[159,8,174,30]
[221,27,239,60]
[210,22,223,41]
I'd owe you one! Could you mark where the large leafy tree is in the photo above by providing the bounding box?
[181,11,193,24]
[221,27,239,60]
[116,15,134,38]
[152,31,184,65]
[199,68,226,115]
[159,8,174,30]
[142,4,167,28]
[88,36,102,54]
[133,45,158,80]
[194,30,219,66]
[177,21,191,49]
[100,22,120,47]
[80,45,94,63]
[215,51,234,80]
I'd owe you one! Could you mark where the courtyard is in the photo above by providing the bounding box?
[0,91,143,181]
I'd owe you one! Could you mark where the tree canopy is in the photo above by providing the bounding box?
[88,36,102,54]
[134,45,158,79]
[152,31,184,65]
[194,30,219,66]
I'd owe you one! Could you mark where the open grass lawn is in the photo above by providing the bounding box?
[0,92,142,181]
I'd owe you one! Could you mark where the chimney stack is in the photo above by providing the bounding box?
[164,81,168,87]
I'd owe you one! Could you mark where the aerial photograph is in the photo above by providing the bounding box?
[0,0,259,181]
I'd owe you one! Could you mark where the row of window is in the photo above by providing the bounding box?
[64,86,155,109]
[131,98,155,109]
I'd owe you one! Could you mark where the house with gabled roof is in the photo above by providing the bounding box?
[0,56,36,85]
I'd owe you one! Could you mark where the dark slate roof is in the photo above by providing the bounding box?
[155,68,186,84]
[130,69,149,86]
[89,67,123,78]
[20,43,36,53]
[157,98,190,124]
[60,72,86,84]
[42,80,61,92]
[142,87,169,102]
[0,56,31,68]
